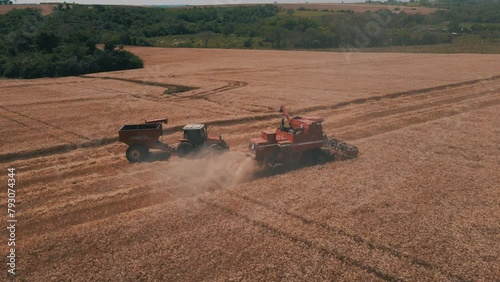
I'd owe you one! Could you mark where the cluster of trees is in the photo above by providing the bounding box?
[258,10,455,49]
[1,1,498,78]
[0,7,143,78]
[43,4,280,46]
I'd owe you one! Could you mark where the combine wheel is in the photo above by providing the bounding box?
[177,142,195,158]
[329,139,338,148]
[345,146,359,159]
[272,163,286,174]
[338,143,348,152]
[126,145,149,163]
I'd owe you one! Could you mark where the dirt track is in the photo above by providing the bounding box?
[0,48,499,280]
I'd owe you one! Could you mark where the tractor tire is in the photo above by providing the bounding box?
[176,142,195,158]
[272,163,286,174]
[338,142,348,152]
[126,145,149,163]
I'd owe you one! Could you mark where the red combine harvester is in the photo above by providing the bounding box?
[248,105,358,173]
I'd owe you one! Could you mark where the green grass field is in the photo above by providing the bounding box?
[346,35,500,54]
[150,33,499,54]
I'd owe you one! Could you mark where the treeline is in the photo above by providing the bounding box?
[1,1,499,78]
[0,7,143,79]
[46,4,280,46]
[412,0,500,23]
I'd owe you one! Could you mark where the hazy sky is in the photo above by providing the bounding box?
[19,0,374,6]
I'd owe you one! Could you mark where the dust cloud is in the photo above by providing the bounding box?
[153,152,258,196]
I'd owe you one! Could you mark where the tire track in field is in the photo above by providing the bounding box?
[176,80,248,100]
[80,75,200,91]
[21,185,174,237]
[334,92,500,142]
[16,79,500,239]
[226,192,470,281]
[199,199,402,282]
[80,75,248,114]
[0,80,87,89]
[321,84,500,141]
[1,74,498,163]
[16,76,499,276]
[13,74,500,280]
[0,137,116,163]
[0,113,71,144]
[0,105,91,141]
[5,96,122,107]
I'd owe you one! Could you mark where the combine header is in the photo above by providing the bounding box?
[247,105,358,173]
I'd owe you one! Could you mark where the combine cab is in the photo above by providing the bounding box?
[248,106,358,173]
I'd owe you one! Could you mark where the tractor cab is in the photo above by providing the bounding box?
[182,124,207,145]
[176,124,229,157]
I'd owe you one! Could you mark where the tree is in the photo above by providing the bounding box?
[448,20,461,33]
[199,31,215,48]
[35,31,60,53]
[102,33,120,51]
[264,26,286,48]
[243,38,253,48]
[222,25,233,37]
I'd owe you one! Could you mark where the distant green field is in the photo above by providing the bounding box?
[331,35,500,54]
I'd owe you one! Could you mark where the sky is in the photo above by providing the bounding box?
[16,0,377,6]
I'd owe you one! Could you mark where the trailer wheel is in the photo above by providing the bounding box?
[126,145,149,163]
[316,154,327,165]
[177,142,195,158]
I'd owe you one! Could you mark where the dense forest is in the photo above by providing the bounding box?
[0,5,145,78]
[0,0,498,79]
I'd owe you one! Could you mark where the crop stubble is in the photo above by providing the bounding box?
[0,48,499,280]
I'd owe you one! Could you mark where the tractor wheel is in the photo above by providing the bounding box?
[176,142,195,158]
[126,145,149,163]
[338,142,348,152]
[272,163,286,174]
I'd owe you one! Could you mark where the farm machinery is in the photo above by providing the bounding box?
[247,105,359,173]
[118,106,358,170]
[118,118,229,162]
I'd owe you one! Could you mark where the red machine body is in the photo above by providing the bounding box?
[248,105,358,172]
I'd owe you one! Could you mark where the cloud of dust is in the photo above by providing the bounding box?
[154,151,257,196]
